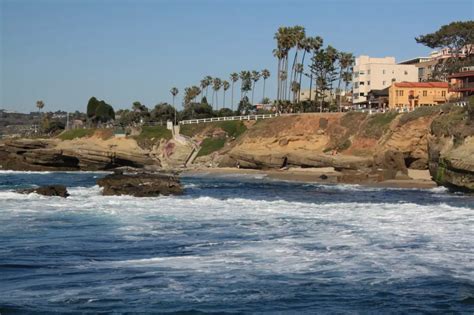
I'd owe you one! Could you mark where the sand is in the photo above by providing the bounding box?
[184,167,437,189]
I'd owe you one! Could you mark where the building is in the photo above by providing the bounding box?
[352,56,418,104]
[388,82,452,110]
[299,89,335,102]
[448,67,474,99]
[399,57,438,82]
[367,88,389,111]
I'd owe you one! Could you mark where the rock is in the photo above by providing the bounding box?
[319,174,328,180]
[97,173,183,197]
[18,185,69,198]
[374,150,408,178]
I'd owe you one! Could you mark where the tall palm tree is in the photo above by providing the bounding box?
[230,73,239,110]
[240,71,252,99]
[294,63,304,102]
[336,52,355,111]
[289,26,306,100]
[212,78,222,109]
[222,80,230,109]
[298,36,323,102]
[261,69,270,102]
[200,79,208,100]
[170,87,179,125]
[251,70,261,104]
[204,76,213,97]
[36,100,45,114]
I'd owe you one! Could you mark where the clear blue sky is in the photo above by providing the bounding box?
[1,0,473,113]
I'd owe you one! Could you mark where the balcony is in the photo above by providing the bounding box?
[449,82,474,92]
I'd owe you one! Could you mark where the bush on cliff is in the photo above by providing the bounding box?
[180,121,247,139]
[361,112,398,139]
[134,125,172,149]
[399,106,440,125]
[58,128,95,140]
[197,138,226,157]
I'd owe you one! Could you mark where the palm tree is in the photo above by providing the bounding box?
[289,26,306,100]
[204,76,213,97]
[336,52,354,111]
[251,71,261,104]
[261,69,270,102]
[240,71,252,99]
[212,78,222,109]
[36,100,45,114]
[200,79,208,99]
[170,87,179,125]
[222,80,230,109]
[298,36,323,102]
[294,64,304,102]
[291,81,301,105]
[230,73,239,111]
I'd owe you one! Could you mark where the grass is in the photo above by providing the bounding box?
[197,138,226,157]
[399,106,440,125]
[134,126,172,149]
[180,121,247,138]
[58,128,95,140]
[362,112,398,139]
[138,126,172,140]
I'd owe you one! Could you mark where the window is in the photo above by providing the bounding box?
[383,70,386,74]
[354,72,359,78]
[359,81,365,85]
[367,81,370,85]
[367,70,371,74]
[392,78,396,82]
[359,71,365,75]
[423,90,427,96]
[354,82,359,88]
[396,90,404,97]
[383,81,386,86]
[442,91,446,97]
[404,71,408,75]
[360,92,365,96]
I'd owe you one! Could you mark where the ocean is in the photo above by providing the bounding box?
[0,171,473,313]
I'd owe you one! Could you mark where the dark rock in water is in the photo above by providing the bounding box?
[18,185,70,198]
[97,173,183,197]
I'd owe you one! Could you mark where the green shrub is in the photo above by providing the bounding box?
[58,128,95,140]
[137,126,172,141]
[399,106,440,125]
[362,112,398,139]
[197,138,226,157]
[180,121,247,138]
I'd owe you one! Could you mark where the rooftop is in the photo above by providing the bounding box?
[393,82,449,88]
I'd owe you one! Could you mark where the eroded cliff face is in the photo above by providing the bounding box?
[427,105,474,192]
[0,131,193,171]
[224,112,437,176]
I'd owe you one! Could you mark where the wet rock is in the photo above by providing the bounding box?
[18,185,70,198]
[97,173,183,197]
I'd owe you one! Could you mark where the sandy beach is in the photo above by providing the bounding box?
[184,167,438,189]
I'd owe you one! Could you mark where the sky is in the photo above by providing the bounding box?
[1,0,473,113]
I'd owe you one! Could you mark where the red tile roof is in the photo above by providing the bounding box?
[393,82,449,88]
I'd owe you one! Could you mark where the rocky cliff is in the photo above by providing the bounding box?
[427,103,474,192]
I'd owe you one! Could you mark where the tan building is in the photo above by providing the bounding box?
[388,82,452,110]
[352,56,418,104]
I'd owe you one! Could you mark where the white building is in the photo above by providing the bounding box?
[352,56,418,104]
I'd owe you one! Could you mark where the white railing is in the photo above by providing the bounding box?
[179,113,281,125]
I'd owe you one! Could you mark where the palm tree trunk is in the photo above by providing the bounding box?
[251,83,255,104]
[223,91,226,108]
[231,82,234,111]
[277,58,281,101]
[309,74,313,103]
[298,50,306,103]
[290,50,298,101]
[216,93,219,110]
[263,79,266,101]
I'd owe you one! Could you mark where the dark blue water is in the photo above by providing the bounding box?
[0,171,473,314]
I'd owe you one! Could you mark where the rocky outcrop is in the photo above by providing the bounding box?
[0,139,157,171]
[427,104,474,193]
[18,185,69,197]
[428,135,474,192]
[97,173,183,197]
